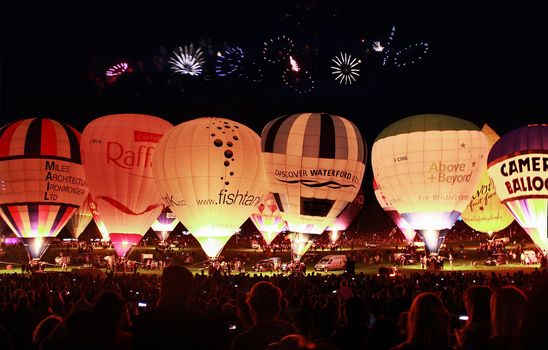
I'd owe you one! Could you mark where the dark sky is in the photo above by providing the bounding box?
[2,0,547,231]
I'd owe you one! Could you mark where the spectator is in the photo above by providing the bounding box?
[519,278,548,349]
[331,297,370,350]
[455,286,492,350]
[391,292,451,350]
[480,286,527,350]
[133,265,224,350]
[32,315,61,349]
[231,281,297,350]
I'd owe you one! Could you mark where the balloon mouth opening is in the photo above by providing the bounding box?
[20,237,55,260]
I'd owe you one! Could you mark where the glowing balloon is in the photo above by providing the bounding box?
[373,179,416,244]
[461,125,514,237]
[372,114,488,254]
[261,113,366,260]
[249,193,287,245]
[487,124,547,253]
[89,195,109,241]
[81,114,173,257]
[67,194,93,238]
[151,207,179,242]
[326,188,364,244]
[152,117,269,260]
[0,118,88,259]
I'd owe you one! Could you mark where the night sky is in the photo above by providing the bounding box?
[2,0,547,232]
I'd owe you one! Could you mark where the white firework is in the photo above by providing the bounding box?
[169,43,206,76]
[372,41,384,52]
[330,52,360,85]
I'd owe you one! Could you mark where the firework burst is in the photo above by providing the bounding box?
[169,43,206,76]
[262,35,294,64]
[330,52,360,85]
[282,68,315,94]
[105,62,129,77]
[215,46,244,77]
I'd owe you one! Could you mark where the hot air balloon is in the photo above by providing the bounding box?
[0,118,88,259]
[261,113,366,261]
[372,114,488,255]
[373,179,416,245]
[461,125,514,238]
[326,188,364,244]
[67,194,93,239]
[487,124,547,253]
[81,114,173,257]
[151,207,179,242]
[89,195,109,241]
[152,117,269,260]
[249,193,287,245]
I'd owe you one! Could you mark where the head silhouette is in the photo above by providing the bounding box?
[490,285,527,337]
[406,292,450,349]
[247,281,282,322]
[160,265,194,306]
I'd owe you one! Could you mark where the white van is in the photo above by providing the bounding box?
[315,255,347,271]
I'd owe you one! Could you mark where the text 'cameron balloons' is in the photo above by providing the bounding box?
[0,118,88,259]
[487,124,548,252]
[150,207,179,242]
[372,114,488,254]
[461,125,514,237]
[261,113,366,260]
[153,117,269,260]
[373,179,416,244]
[81,114,173,257]
[67,194,93,239]
[326,188,364,244]
[249,193,287,245]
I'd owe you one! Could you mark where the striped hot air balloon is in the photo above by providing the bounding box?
[81,114,173,257]
[372,114,488,255]
[150,207,179,242]
[261,112,366,261]
[487,124,547,252]
[373,179,416,245]
[249,193,287,245]
[0,118,88,259]
[67,194,93,239]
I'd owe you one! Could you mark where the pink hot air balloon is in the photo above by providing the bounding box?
[0,118,88,259]
[249,193,287,245]
[81,114,173,257]
[326,188,364,244]
[373,178,416,245]
[150,207,179,242]
[67,194,93,239]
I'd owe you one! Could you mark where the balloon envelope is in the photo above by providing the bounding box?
[249,193,287,245]
[372,114,488,254]
[461,124,514,235]
[81,114,173,256]
[261,113,366,235]
[326,188,364,243]
[373,179,416,244]
[150,207,179,241]
[152,117,269,259]
[67,194,93,238]
[487,124,547,252]
[0,118,88,259]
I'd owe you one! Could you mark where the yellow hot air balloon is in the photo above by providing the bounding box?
[152,117,269,260]
[0,118,88,259]
[261,113,366,261]
[81,114,173,257]
[487,124,547,253]
[372,114,488,254]
[461,124,514,238]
